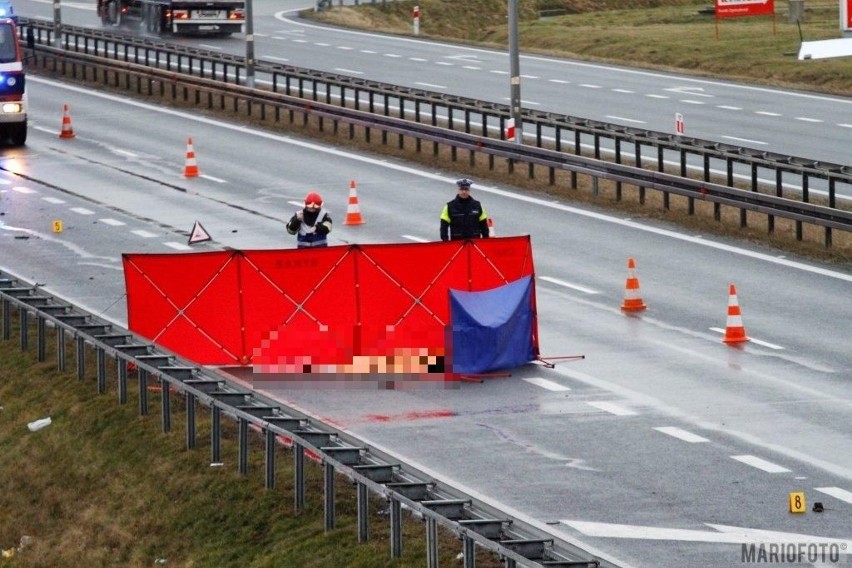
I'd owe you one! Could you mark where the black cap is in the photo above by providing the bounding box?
[456,178,473,188]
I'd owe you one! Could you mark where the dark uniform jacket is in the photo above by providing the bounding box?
[440,196,489,241]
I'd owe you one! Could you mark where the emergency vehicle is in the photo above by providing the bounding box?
[0,18,26,147]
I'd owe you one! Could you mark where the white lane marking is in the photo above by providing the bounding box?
[164,242,192,250]
[654,426,709,443]
[722,135,768,145]
[402,234,429,242]
[11,186,35,194]
[292,39,308,43]
[586,401,636,416]
[335,68,363,75]
[266,56,289,63]
[814,486,852,505]
[755,110,781,116]
[524,377,570,392]
[490,70,509,75]
[42,197,65,204]
[132,230,158,238]
[564,520,852,546]
[360,49,377,54]
[605,115,645,124]
[731,455,791,473]
[611,88,633,93]
[462,65,481,70]
[646,94,668,99]
[839,123,852,128]
[579,83,601,89]
[435,61,453,66]
[201,174,226,183]
[38,77,852,285]
[99,218,125,226]
[717,105,742,110]
[198,44,221,51]
[114,149,138,157]
[521,74,540,79]
[549,79,570,84]
[502,98,541,106]
[794,117,822,123]
[314,42,330,47]
[70,207,95,215]
[679,99,705,105]
[416,82,446,90]
[336,46,353,50]
[409,57,427,62]
[708,328,784,350]
[537,276,599,295]
[384,53,402,58]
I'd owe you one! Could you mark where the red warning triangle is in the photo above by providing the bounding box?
[188,221,212,245]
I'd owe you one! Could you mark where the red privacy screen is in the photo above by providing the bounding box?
[123,236,536,367]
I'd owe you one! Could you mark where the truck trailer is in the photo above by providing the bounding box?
[98,0,245,36]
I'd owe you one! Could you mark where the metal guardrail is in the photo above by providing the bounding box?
[1,271,610,567]
[21,41,852,243]
[19,18,852,208]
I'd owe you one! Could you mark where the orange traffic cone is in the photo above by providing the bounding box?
[183,137,199,178]
[620,257,647,312]
[487,218,495,237]
[344,180,364,225]
[59,104,75,139]
[722,283,749,344]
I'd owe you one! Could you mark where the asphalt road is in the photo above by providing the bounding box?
[1,77,851,567]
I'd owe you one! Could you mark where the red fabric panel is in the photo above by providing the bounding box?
[123,236,536,367]
[123,251,244,363]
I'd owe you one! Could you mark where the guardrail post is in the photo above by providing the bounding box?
[357,481,369,542]
[390,497,402,557]
[264,428,275,489]
[97,346,106,394]
[211,406,221,464]
[2,298,9,341]
[238,417,248,475]
[76,336,85,379]
[503,558,516,567]
[19,308,27,351]
[294,442,305,512]
[324,461,335,531]
[426,516,438,568]
[614,140,622,201]
[463,534,476,567]
[117,359,127,404]
[138,368,149,416]
[161,379,171,433]
[57,327,66,372]
[186,393,196,449]
[37,315,46,362]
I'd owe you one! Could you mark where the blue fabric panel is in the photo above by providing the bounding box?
[449,276,535,374]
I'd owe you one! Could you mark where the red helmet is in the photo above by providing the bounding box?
[304,192,323,207]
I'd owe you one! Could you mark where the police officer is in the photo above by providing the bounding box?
[287,192,332,248]
[440,178,489,241]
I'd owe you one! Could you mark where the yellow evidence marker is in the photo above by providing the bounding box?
[789,491,806,514]
[52,220,63,233]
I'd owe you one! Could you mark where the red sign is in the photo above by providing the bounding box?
[715,0,775,18]
[846,0,852,29]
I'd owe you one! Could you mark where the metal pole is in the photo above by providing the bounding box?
[245,0,255,89]
[52,0,62,49]
[508,0,522,144]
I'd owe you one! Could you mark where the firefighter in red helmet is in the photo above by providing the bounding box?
[286,192,333,248]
